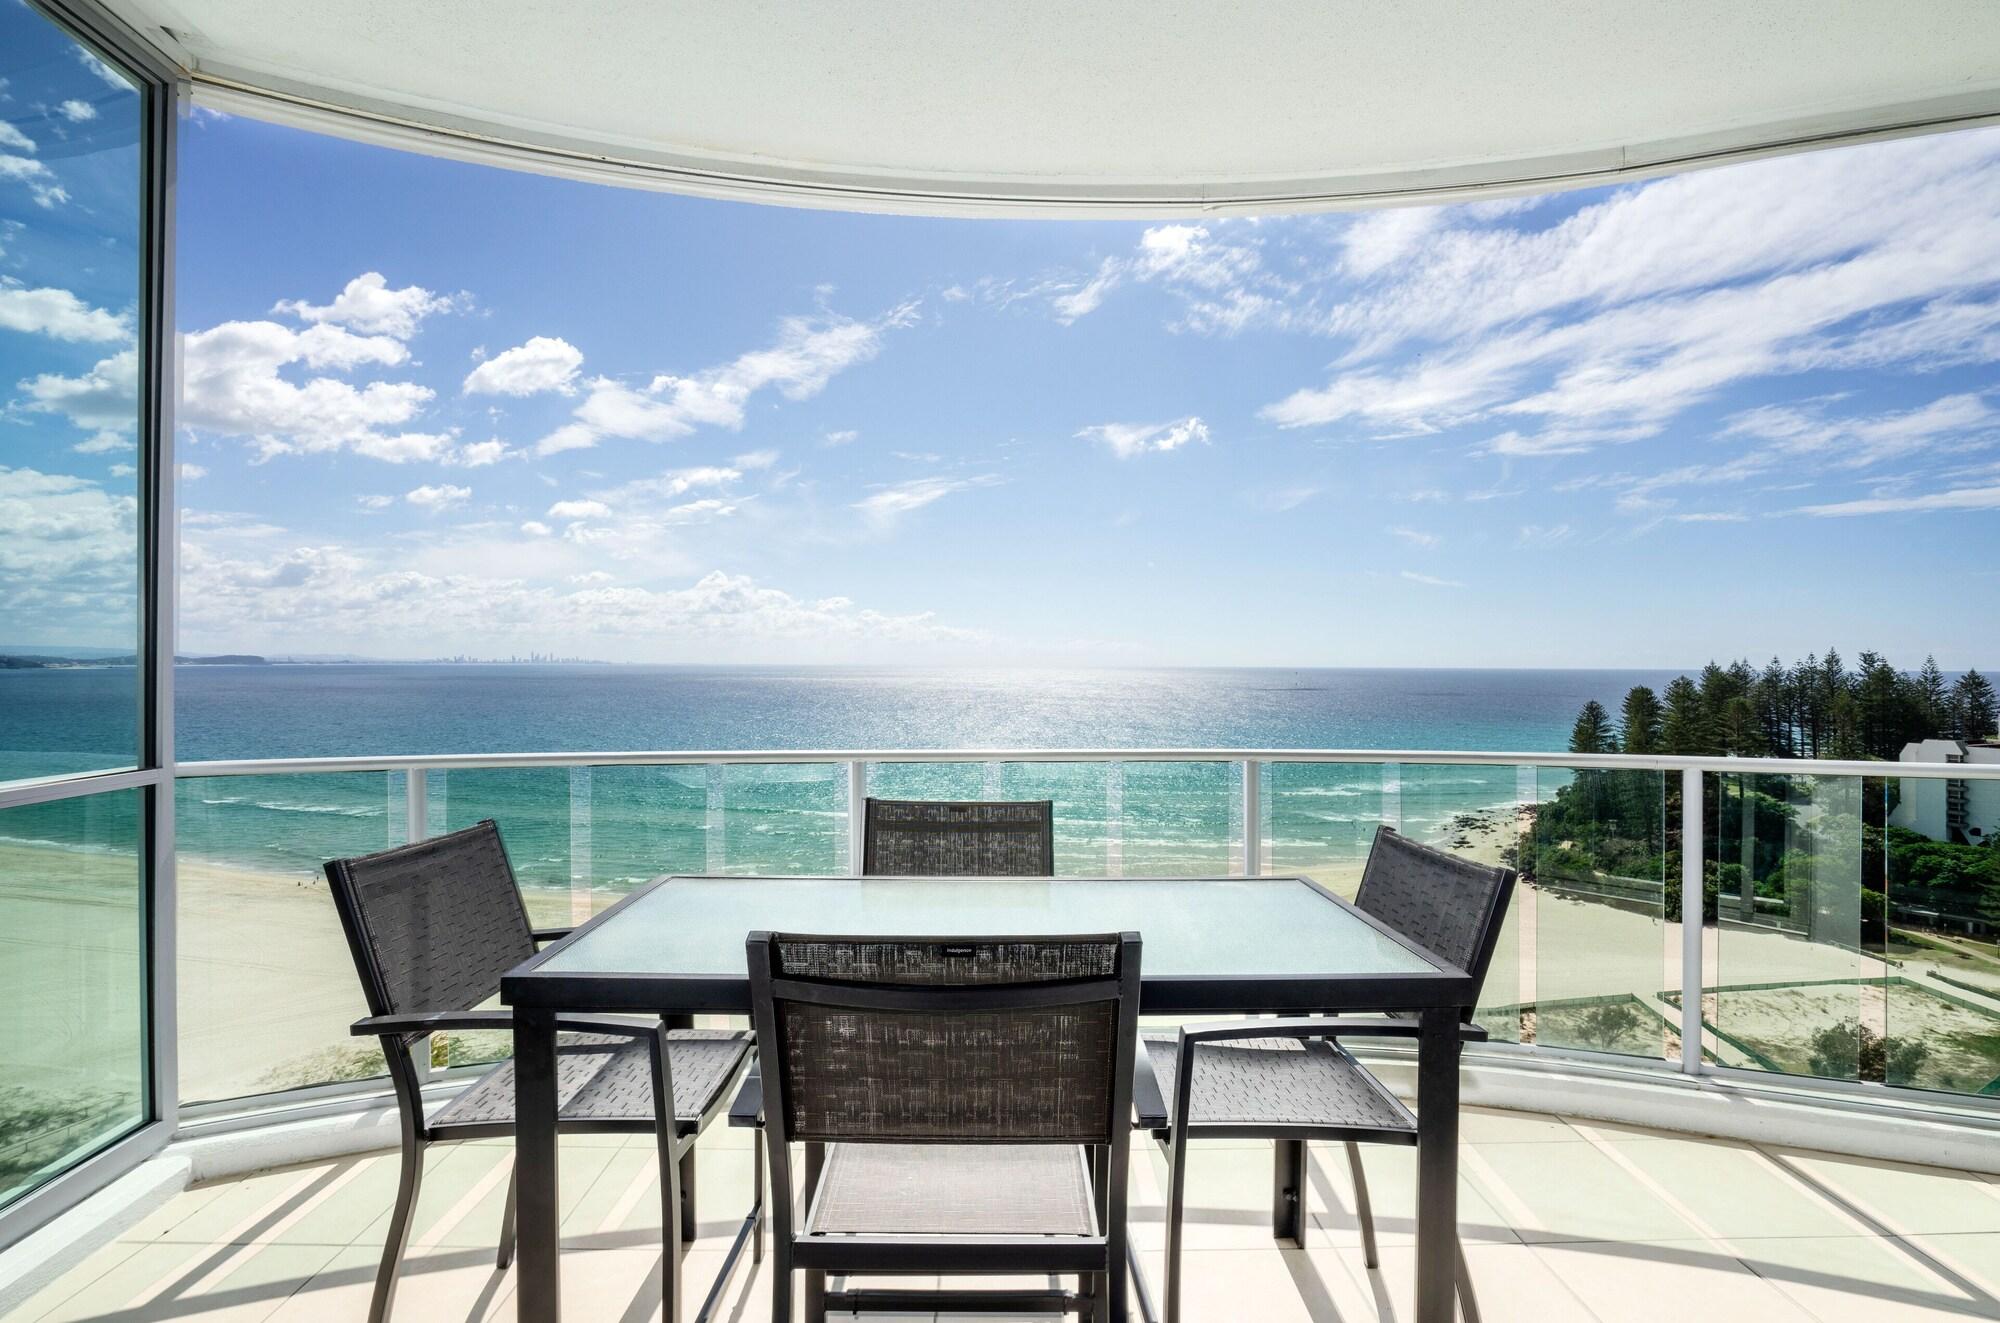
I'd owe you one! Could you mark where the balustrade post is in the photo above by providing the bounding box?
[1679,765,1705,1074]
[847,760,867,875]
[405,767,428,847]
[1241,759,1262,877]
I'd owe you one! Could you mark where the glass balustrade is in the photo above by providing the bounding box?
[161,757,2000,1103]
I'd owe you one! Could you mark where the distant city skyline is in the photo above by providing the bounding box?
[8,99,2000,666]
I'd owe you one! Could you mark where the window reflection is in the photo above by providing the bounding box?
[0,2,144,785]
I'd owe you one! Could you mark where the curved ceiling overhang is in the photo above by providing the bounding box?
[98,0,2000,217]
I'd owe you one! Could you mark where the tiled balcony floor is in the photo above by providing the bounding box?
[14,1108,2000,1322]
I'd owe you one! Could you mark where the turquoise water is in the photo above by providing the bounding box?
[5,664,1679,886]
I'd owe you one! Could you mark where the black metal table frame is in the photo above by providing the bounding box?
[500,874,1477,1323]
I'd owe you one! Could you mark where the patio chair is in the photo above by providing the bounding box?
[326,820,755,1323]
[861,796,1056,875]
[748,930,1143,1322]
[1134,826,1516,1323]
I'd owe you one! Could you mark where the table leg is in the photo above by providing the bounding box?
[514,1007,562,1323]
[1272,1139,1306,1246]
[1415,1008,1460,1323]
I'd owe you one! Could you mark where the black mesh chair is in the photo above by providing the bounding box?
[1134,827,1516,1323]
[862,797,1055,876]
[326,821,755,1323]
[749,931,1142,1322]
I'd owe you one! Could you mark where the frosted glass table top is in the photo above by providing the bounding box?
[508,875,1465,1014]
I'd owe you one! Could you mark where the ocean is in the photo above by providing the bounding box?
[3,664,1682,890]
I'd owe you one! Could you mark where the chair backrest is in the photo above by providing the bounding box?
[1354,825,1517,1014]
[861,797,1056,876]
[324,819,538,1021]
[747,931,1141,1146]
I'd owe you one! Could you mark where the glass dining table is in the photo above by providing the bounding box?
[501,874,1478,1323]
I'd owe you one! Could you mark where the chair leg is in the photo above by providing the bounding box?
[1345,1142,1380,1270]
[802,1143,826,1323]
[495,1164,517,1270]
[1161,1146,1187,1323]
[1456,1237,1481,1323]
[769,1239,792,1323]
[657,1135,683,1323]
[751,1133,766,1266]
[369,1133,425,1323]
[680,1144,698,1243]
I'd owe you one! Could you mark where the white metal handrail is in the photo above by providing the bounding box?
[172,747,2000,778]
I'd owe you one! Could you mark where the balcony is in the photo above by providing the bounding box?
[7,1,2000,1319]
[13,1105,2000,1322]
[7,747,2000,1321]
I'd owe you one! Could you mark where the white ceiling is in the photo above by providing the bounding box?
[104,0,2000,215]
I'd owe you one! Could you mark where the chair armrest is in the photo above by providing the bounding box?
[728,1069,764,1129]
[1302,1017,1490,1044]
[348,1010,664,1040]
[1130,1042,1168,1131]
[351,1010,516,1038]
[1175,1016,1485,1046]
[532,927,574,943]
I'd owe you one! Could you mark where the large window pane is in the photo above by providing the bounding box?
[1708,773,1885,1084]
[0,790,147,1205]
[1878,773,2000,1096]
[176,773,406,1102]
[0,3,145,786]
[1521,766,1672,1059]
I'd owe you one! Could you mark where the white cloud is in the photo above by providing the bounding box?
[174,537,981,658]
[0,152,68,207]
[0,466,137,641]
[462,336,583,396]
[545,303,915,454]
[406,483,471,510]
[353,431,455,463]
[853,475,999,526]
[734,449,779,470]
[1399,570,1465,588]
[1051,258,1123,324]
[173,318,441,461]
[1722,392,1994,469]
[179,463,206,481]
[1340,208,1444,277]
[357,494,395,510]
[57,100,97,123]
[1261,128,2000,450]
[1672,512,1749,523]
[452,439,511,467]
[1516,524,1576,548]
[0,283,130,342]
[273,272,456,339]
[1076,415,1210,459]
[1390,526,1440,548]
[72,430,132,455]
[0,121,33,152]
[548,498,611,519]
[1134,225,1259,290]
[823,429,858,446]
[20,347,137,434]
[1796,484,2000,517]
[520,520,552,536]
[534,422,600,457]
[74,47,130,91]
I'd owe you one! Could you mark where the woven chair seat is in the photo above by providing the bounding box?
[805,1143,1099,1237]
[430,1028,749,1134]
[1141,1034,1416,1138]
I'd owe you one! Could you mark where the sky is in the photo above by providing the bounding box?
[5,3,2000,667]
